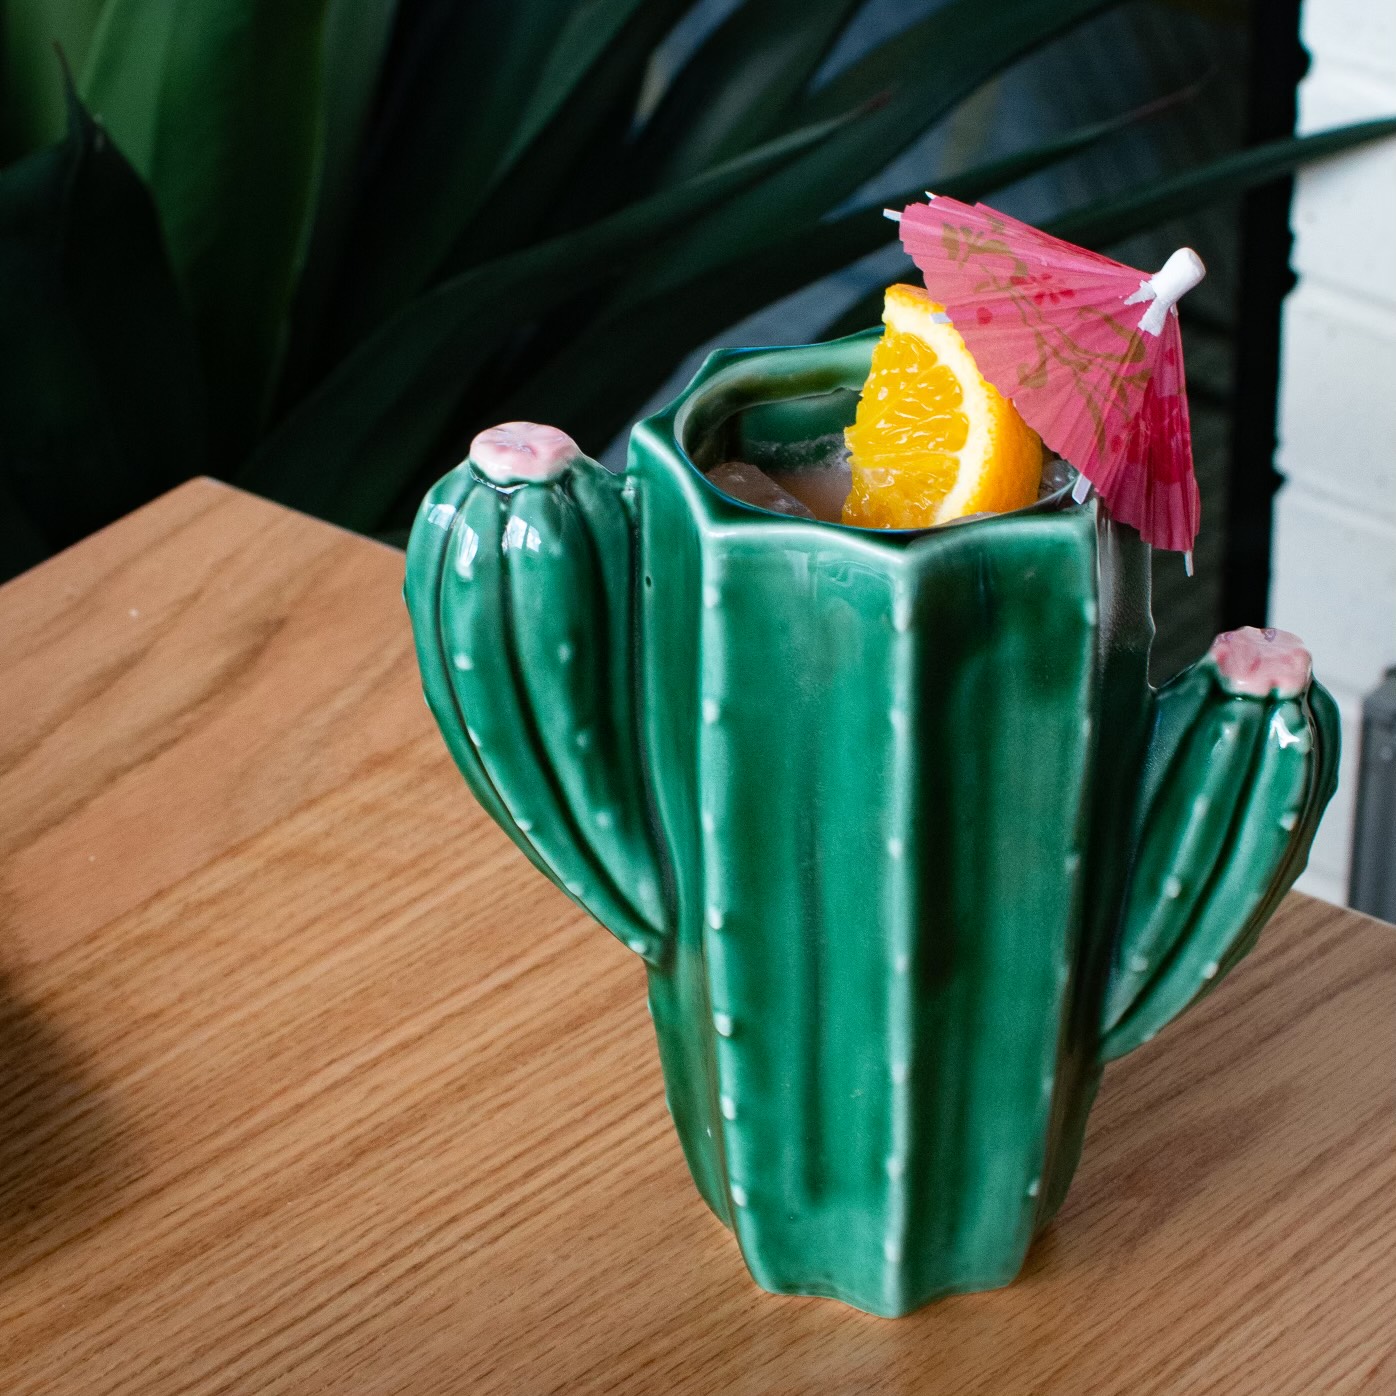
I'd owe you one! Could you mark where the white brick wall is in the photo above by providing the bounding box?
[1272,0,1396,905]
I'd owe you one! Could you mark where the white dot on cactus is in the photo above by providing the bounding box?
[888,708,907,732]
[720,1095,737,1120]
[1220,724,1237,742]
[565,881,583,897]
[452,653,473,670]
[1027,1179,1041,1198]
[886,1155,905,1179]
[887,837,904,859]
[557,642,573,664]
[701,810,716,834]
[1042,1076,1054,1095]
[707,906,725,929]
[1270,712,1309,751]
[465,727,480,745]
[891,1061,909,1084]
[1193,795,1210,817]
[703,584,721,608]
[893,601,912,632]
[702,699,720,724]
[1279,810,1299,831]
[1081,715,1092,737]
[1064,851,1081,874]
[1129,953,1150,973]
[1202,960,1219,979]
[714,1012,734,1037]
[595,810,613,829]
[883,1238,902,1263]
[632,939,649,957]
[893,953,910,974]
[426,502,457,528]
[1083,600,1098,624]
[1163,875,1183,899]
[730,1184,748,1208]
[516,818,533,833]
[575,729,592,750]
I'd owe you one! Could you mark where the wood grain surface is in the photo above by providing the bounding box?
[0,479,1392,1395]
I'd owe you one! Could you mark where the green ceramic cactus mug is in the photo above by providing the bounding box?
[404,329,1338,1318]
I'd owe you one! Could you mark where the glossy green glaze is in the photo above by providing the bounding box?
[404,330,1338,1318]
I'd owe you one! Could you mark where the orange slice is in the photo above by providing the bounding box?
[843,284,1043,529]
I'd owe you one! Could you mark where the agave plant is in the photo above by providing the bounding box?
[0,0,1392,580]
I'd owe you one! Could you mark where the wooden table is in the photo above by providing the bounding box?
[1,480,1392,1395]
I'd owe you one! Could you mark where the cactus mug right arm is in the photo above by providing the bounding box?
[1099,625,1340,1060]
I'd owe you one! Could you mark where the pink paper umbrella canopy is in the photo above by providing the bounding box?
[891,195,1206,557]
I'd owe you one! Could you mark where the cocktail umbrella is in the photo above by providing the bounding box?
[888,194,1206,566]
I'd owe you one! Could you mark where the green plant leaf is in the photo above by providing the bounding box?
[619,0,1119,305]
[1048,117,1396,248]
[0,82,204,568]
[815,281,894,342]
[276,0,398,406]
[81,0,333,465]
[238,111,854,531]
[826,118,1396,339]
[632,0,865,185]
[328,0,698,350]
[432,0,693,277]
[324,0,572,346]
[0,0,108,161]
[500,0,663,173]
[485,101,1163,457]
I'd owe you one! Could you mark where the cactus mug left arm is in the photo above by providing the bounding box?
[405,423,671,963]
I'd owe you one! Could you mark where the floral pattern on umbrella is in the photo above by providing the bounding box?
[896,196,1204,556]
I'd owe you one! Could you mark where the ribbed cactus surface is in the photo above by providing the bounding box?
[1101,633,1340,1060]
[405,336,1338,1317]
[634,437,1116,1315]
[405,435,668,962]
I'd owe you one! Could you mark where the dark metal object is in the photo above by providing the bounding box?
[1350,668,1396,923]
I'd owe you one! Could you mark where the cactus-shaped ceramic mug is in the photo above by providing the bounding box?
[404,329,1338,1318]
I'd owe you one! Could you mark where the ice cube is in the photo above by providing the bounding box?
[731,427,848,522]
[709,439,1073,527]
[705,462,816,519]
[1038,454,1077,501]
[738,430,852,523]
[765,461,852,523]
